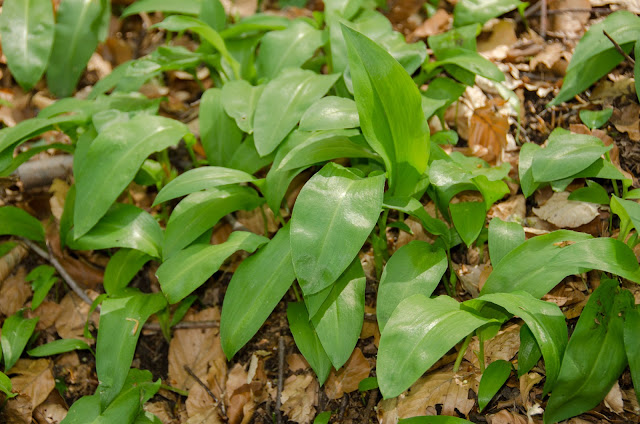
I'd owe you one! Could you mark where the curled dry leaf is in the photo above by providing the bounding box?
[144,401,177,424]
[455,263,491,297]
[530,43,566,74]
[33,300,63,330]
[611,103,640,142]
[324,348,371,400]
[185,358,226,419]
[224,356,267,424]
[185,408,225,424]
[478,20,518,61]
[10,359,56,411]
[468,98,509,165]
[407,9,450,42]
[32,390,68,424]
[604,381,624,414]
[0,243,28,283]
[235,205,279,236]
[54,291,100,344]
[0,267,32,316]
[0,393,33,424]
[279,374,318,424]
[519,372,544,408]
[360,305,380,348]
[287,353,310,372]
[533,191,599,228]
[591,0,640,13]
[220,0,257,18]
[49,179,69,222]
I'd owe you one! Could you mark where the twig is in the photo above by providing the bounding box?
[142,320,220,331]
[276,336,285,424]
[540,0,547,39]
[21,238,95,307]
[528,7,611,16]
[603,30,635,65]
[339,393,348,419]
[183,365,227,418]
[14,155,73,189]
[363,390,378,423]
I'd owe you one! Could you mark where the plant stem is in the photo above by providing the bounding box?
[453,334,472,372]
[291,282,302,302]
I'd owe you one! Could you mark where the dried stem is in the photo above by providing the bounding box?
[183,365,227,418]
[603,30,635,65]
[276,336,285,424]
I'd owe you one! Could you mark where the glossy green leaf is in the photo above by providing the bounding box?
[383,196,449,238]
[291,162,384,295]
[624,306,640,404]
[96,290,167,407]
[221,81,264,134]
[122,0,201,17]
[568,180,610,205]
[518,142,541,198]
[579,108,613,130]
[450,201,485,247]
[99,370,160,424]
[0,206,44,242]
[399,417,473,424]
[343,25,428,197]
[611,195,640,237]
[478,360,512,412]
[103,249,152,296]
[287,302,332,385]
[0,0,54,90]
[544,280,633,424]
[74,115,188,238]
[200,0,225,31]
[221,225,296,359]
[518,324,541,377]
[256,19,325,80]
[27,339,91,357]
[2,311,38,371]
[199,88,244,167]
[358,376,378,391]
[309,259,365,369]
[163,185,263,259]
[454,0,525,27]
[0,143,73,178]
[68,204,163,258]
[25,265,57,310]
[550,11,640,106]
[377,241,447,331]
[158,231,268,304]
[299,96,360,131]
[428,48,504,82]
[477,291,567,392]
[253,69,339,156]
[60,395,101,423]
[314,411,332,424]
[378,295,494,398]
[488,217,525,266]
[219,14,289,39]
[0,371,16,399]
[47,0,109,97]
[153,166,256,206]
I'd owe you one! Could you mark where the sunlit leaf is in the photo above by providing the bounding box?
[0,206,45,242]
[287,302,332,385]
[478,360,512,411]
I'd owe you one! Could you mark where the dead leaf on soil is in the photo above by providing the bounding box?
[520,372,544,408]
[185,357,226,419]
[54,291,99,344]
[487,409,528,424]
[145,401,178,424]
[407,9,450,42]
[478,20,518,61]
[279,373,318,424]
[235,205,279,236]
[33,300,63,330]
[468,98,509,164]
[455,263,491,297]
[32,390,68,424]
[325,348,371,400]
[46,225,104,289]
[360,305,380,348]
[611,103,640,142]
[488,195,526,223]
[0,267,32,316]
[0,243,28,283]
[48,179,69,222]
[549,0,591,34]
[224,356,267,424]
[591,0,640,14]
[220,0,257,18]
[604,381,624,414]
[185,408,225,424]
[287,353,310,372]
[465,324,521,368]
[10,359,56,411]
[530,43,565,74]
[532,191,599,228]
[591,78,637,103]
[0,393,33,424]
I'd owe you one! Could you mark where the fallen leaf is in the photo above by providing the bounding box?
[235,205,278,236]
[325,348,371,400]
[385,0,424,32]
[33,301,63,330]
[144,401,177,424]
[185,408,225,424]
[478,20,518,61]
[220,0,257,18]
[225,362,256,424]
[408,9,450,42]
[287,353,310,372]
[465,324,521,368]
[604,380,624,414]
[360,306,380,348]
[532,191,599,228]
[487,409,528,424]
[455,263,491,298]
[279,374,318,424]
[519,372,544,407]
[611,103,640,142]
[468,98,508,164]
[590,0,640,13]
[48,179,69,222]
[185,358,226,419]
[0,267,32,316]
[488,195,526,223]
[591,78,637,103]
[549,0,591,34]
[54,291,99,344]
[530,43,565,72]
[10,359,56,410]
[0,393,33,424]
[46,225,104,289]
[32,390,68,424]
[0,243,29,283]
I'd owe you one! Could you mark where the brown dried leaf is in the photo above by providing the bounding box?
[32,390,68,424]
[224,363,254,424]
[325,348,371,400]
[54,291,99,344]
[530,43,565,73]
[468,98,509,164]
[478,20,518,61]
[0,243,28,283]
[235,205,278,236]
[287,353,310,372]
[185,361,226,419]
[33,301,63,330]
[185,408,225,424]
[407,9,450,42]
[0,393,33,424]
[487,409,528,424]
[360,306,380,348]
[0,267,32,316]
[611,103,640,142]
[549,0,590,34]
[145,401,178,424]
[532,191,599,228]
[220,0,257,18]
[48,179,69,222]
[280,374,318,424]
[465,324,521,368]
[604,381,624,414]
[591,78,636,103]
[10,359,56,410]
[488,195,526,223]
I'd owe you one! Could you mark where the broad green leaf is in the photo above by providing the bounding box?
[1,311,38,371]
[0,242,18,258]
[378,295,494,398]
[103,249,152,295]
[0,114,87,157]
[624,306,640,404]
[0,371,16,399]
[98,370,160,424]
[287,302,332,385]
[96,290,167,407]
[158,231,269,304]
[200,0,226,31]
[383,196,449,238]
[568,180,610,205]
[253,69,339,156]
[25,265,57,309]
[549,11,640,106]
[611,196,640,237]
[477,292,567,392]
[60,395,101,424]
[229,135,275,174]
[342,25,428,197]
[544,280,633,424]
[400,418,473,424]
[221,81,264,134]
[518,324,542,377]
[377,241,447,331]
[450,201,485,246]
[220,14,289,39]
[163,185,263,259]
[428,48,504,82]
[0,143,73,178]
[579,108,613,130]
[430,129,458,145]
[27,339,91,357]
[481,231,640,298]
[47,0,110,97]
[221,225,296,359]
[0,206,44,242]
[359,376,378,391]
[291,162,384,295]
[518,142,541,198]
[299,96,360,131]
[153,166,256,206]
[200,88,244,167]
[478,360,512,412]
[488,217,525,266]
[255,19,325,80]
[423,78,466,122]
[122,0,201,17]
[314,411,332,424]
[74,115,188,238]
[531,131,611,182]
[454,0,525,27]
[309,258,365,369]
[68,204,163,258]
[0,0,54,90]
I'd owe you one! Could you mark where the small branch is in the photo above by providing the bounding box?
[540,0,547,39]
[183,365,227,419]
[603,30,635,65]
[276,336,285,424]
[363,390,378,423]
[143,320,219,331]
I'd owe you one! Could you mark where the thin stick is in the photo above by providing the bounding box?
[363,390,378,424]
[540,0,547,39]
[276,336,285,424]
[603,30,635,65]
[142,321,219,331]
[528,7,611,16]
[183,365,227,418]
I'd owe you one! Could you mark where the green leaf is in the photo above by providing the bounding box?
[477,292,567,392]
[518,142,541,198]
[342,25,429,197]
[0,0,54,90]
[221,224,296,359]
[27,339,91,357]
[25,265,58,310]
[0,242,18,258]
[122,0,201,17]
[378,295,494,398]
[221,81,264,134]
[624,306,640,404]
[153,166,256,206]
[481,230,640,298]
[0,206,44,242]
[611,196,640,237]
[428,48,505,82]
[291,162,384,295]
[382,196,449,238]
[377,241,447,331]
[531,131,611,182]
[158,231,269,304]
[200,0,226,31]
[0,371,16,399]
[518,324,542,377]
[103,249,152,296]
[96,291,167,407]
[253,69,339,156]
[579,108,613,130]
[163,185,264,259]
[309,258,365,369]
[299,96,360,131]
[399,417,473,424]
[544,280,634,424]
[287,302,332,385]
[255,19,325,80]
[450,201,485,247]
[568,180,610,205]
[199,87,244,167]
[60,395,101,424]
[314,411,332,424]
[68,204,163,258]
[47,0,109,97]
[74,115,188,238]
[478,360,512,412]
[549,11,640,106]
[488,217,525,266]
[358,376,378,391]
[0,143,73,178]
[454,0,525,27]
[1,311,38,371]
